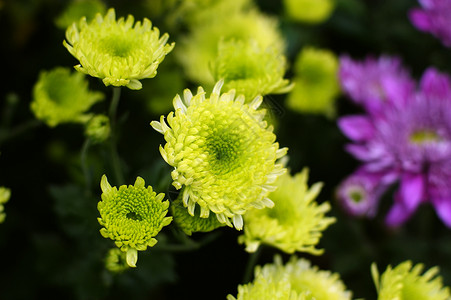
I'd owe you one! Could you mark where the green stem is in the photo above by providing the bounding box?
[154,231,222,253]
[108,87,124,185]
[109,87,121,128]
[80,138,92,189]
[242,246,262,283]
[0,119,42,146]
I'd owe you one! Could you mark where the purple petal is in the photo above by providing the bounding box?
[385,201,413,227]
[432,198,451,227]
[380,76,414,108]
[398,173,425,211]
[345,144,373,161]
[419,0,434,9]
[419,67,451,99]
[338,115,375,141]
[409,9,431,31]
[385,173,425,227]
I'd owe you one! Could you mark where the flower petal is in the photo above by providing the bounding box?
[338,115,374,141]
[432,198,451,227]
[398,173,425,212]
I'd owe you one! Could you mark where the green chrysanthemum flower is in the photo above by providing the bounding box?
[176,8,285,86]
[84,114,110,143]
[283,0,335,24]
[211,39,292,101]
[227,255,352,300]
[170,0,252,27]
[151,80,287,230]
[0,187,11,223]
[97,175,172,267]
[63,8,175,90]
[105,248,129,273]
[31,67,104,127]
[238,168,335,254]
[55,0,106,30]
[286,47,340,118]
[170,193,225,235]
[372,261,451,300]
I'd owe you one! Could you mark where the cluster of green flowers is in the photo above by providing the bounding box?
[33,3,341,274]
[227,256,451,299]
[151,80,288,229]
[26,4,451,299]
[176,0,292,100]
[228,255,352,300]
[31,7,175,144]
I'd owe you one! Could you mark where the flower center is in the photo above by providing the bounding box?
[410,129,441,145]
[349,189,363,203]
[100,35,134,57]
[126,211,142,221]
[224,63,251,81]
[205,132,242,175]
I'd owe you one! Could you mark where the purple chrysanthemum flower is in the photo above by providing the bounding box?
[338,66,451,227]
[336,168,395,218]
[338,55,415,116]
[409,0,451,47]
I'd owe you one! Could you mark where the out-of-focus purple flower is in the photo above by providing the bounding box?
[409,0,451,47]
[338,55,415,116]
[338,66,451,227]
[336,168,395,218]
[428,160,451,226]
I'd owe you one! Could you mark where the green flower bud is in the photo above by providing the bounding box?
[170,192,225,235]
[84,114,110,143]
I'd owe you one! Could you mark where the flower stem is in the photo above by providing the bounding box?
[155,231,222,252]
[242,246,262,283]
[80,138,92,189]
[108,87,125,185]
[109,87,121,128]
[0,119,42,146]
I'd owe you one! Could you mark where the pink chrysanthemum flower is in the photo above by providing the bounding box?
[338,63,451,227]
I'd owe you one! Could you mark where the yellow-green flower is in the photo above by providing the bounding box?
[286,47,340,118]
[64,8,175,90]
[97,175,172,267]
[31,67,104,127]
[211,38,292,101]
[105,248,129,273]
[170,194,225,235]
[238,168,335,254]
[84,114,110,143]
[170,0,252,27]
[372,261,451,300]
[55,0,106,30]
[283,0,335,24]
[227,255,352,300]
[151,80,287,230]
[0,187,11,223]
[176,8,285,87]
